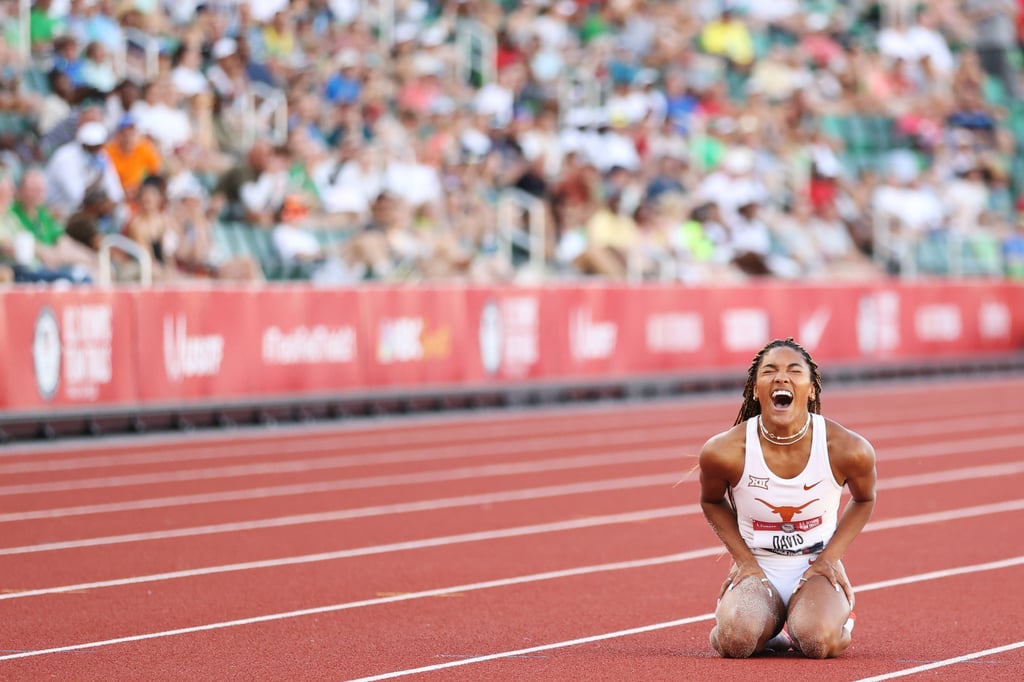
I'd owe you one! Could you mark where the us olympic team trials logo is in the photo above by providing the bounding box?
[32,306,62,400]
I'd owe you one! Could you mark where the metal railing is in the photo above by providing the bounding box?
[115,28,161,83]
[242,82,288,148]
[98,234,153,287]
[873,210,1005,278]
[456,20,496,86]
[496,188,546,275]
[556,64,607,128]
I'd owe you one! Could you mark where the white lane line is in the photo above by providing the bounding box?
[0,505,694,597]
[4,425,1023,524]
[2,552,1022,667]
[855,641,1024,680]
[0,447,686,523]
[3,494,1023,603]
[346,555,1024,681]
[0,424,697,497]
[0,409,693,475]
[0,398,707,459]
[3,458,1023,557]
[4,372,1015,462]
[2,401,1017,480]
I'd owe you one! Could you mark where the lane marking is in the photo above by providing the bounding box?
[2,553,1022,666]
[0,427,697,497]
[3,495,1023,603]
[856,641,1024,680]
[2,399,1017,482]
[347,556,1024,681]
[3,459,1023,557]
[8,450,1018,526]
[0,412,696,476]
[0,449,686,523]
[3,375,1016,466]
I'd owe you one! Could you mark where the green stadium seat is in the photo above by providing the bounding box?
[0,112,30,136]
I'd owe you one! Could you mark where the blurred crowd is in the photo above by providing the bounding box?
[2,0,1024,286]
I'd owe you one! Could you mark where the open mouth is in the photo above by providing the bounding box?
[771,389,794,409]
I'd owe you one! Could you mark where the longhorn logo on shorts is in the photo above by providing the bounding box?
[754,498,819,533]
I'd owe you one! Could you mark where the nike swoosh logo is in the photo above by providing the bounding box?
[803,481,822,490]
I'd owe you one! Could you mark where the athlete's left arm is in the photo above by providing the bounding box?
[800,422,877,603]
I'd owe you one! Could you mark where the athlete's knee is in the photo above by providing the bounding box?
[711,619,765,659]
[789,624,842,659]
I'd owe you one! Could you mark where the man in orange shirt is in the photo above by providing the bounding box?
[104,114,162,200]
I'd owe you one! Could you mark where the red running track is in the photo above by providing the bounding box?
[1,377,1023,681]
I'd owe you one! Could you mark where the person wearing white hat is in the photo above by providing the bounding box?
[44,120,126,219]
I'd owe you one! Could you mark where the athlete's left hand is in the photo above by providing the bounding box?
[798,556,855,608]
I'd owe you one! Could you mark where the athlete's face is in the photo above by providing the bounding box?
[753,346,815,424]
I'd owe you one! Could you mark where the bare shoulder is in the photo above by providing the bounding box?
[699,421,747,486]
[824,417,877,478]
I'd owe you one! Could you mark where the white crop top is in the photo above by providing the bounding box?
[731,413,844,558]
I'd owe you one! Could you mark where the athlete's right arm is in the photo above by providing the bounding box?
[699,430,764,591]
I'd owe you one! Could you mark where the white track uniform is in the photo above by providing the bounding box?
[730,414,844,605]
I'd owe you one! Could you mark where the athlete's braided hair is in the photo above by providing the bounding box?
[733,338,822,426]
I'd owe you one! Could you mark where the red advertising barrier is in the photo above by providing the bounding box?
[0,289,137,411]
[1,281,1022,414]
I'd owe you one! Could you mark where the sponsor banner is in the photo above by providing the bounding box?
[637,288,706,366]
[359,286,467,388]
[0,289,136,410]
[559,286,625,376]
[256,288,362,392]
[464,289,544,382]
[1,282,1022,413]
[134,288,250,401]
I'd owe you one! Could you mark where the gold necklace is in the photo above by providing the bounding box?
[758,414,811,446]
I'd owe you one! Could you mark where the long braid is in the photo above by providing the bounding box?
[733,338,822,426]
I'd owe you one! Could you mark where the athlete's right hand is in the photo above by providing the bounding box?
[719,559,770,598]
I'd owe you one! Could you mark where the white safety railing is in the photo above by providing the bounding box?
[497,188,546,275]
[116,28,161,83]
[556,64,606,128]
[873,210,1004,278]
[98,233,153,287]
[17,0,30,63]
[242,82,288,148]
[373,0,396,48]
[627,247,677,283]
[456,20,496,86]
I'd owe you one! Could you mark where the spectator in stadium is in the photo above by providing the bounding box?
[45,118,126,219]
[10,167,99,281]
[37,69,76,137]
[0,169,23,283]
[1003,214,1024,278]
[29,0,60,51]
[166,173,263,281]
[124,175,184,281]
[40,98,105,159]
[962,0,1020,100]
[130,76,194,156]
[699,338,876,658]
[104,114,162,201]
[699,8,756,73]
[571,189,639,280]
[78,40,117,94]
[170,41,211,99]
[212,138,286,226]
[64,184,116,251]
